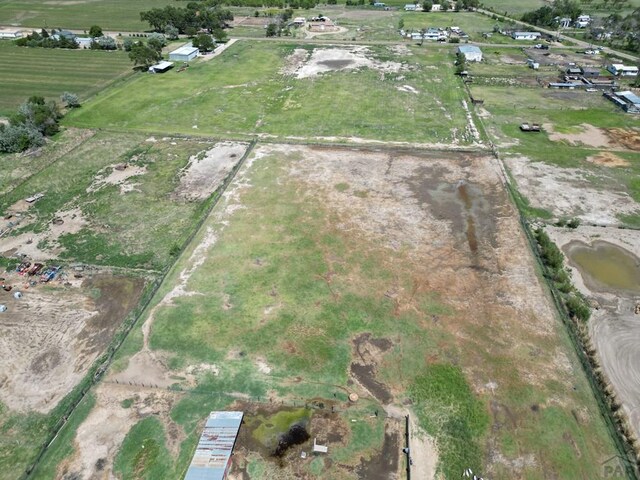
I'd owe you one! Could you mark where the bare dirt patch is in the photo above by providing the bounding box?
[587,151,630,167]
[172,141,248,202]
[60,382,185,480]
[607,127,640,151]
[286,46,405,79]
[544,123,612,148]
[87,163,147,195]
[0,272,144,413]
[505,156,638,225]
[1,206,87,260]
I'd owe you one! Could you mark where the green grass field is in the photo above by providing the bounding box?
[0,0,174,31]
[65,40,470,143]
[0,42,133,116]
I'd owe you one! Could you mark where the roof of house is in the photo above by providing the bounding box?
[150,61,174,71]
[170,44,199,56]
[617,91,640,105]
[458,45,482,54]
[514,31,541,36]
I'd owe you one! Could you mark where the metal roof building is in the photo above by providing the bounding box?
[184,411,244,480]
[169,44,199,62]
[457,45,483,62]
[605,90,640,113]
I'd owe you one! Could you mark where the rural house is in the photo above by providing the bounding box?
[512,31,541,40]
[169,44,199,62]
[404,3,419,10]
[607,64,638,77]
[457,45,482,62]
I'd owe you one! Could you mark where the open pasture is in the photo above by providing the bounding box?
[66,41,473,144]
[0,0,174,31]
[468,81,640,225]
[0,42,133,116]
[0,131,248,270]
[34,143,621,479]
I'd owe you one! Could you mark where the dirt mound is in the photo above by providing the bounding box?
[587,151,630,167]
[607,128,640,151]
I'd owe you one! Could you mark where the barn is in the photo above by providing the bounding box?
[169,44,199,62]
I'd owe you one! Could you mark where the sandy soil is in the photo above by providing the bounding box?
[544,123,612,148]
[505,156,638,225]
[587,151,630,167]
[0,272,144,413]
[172,141,248,202]
[1,206,87,260]
[87,164,147,195]
[547,225,640,441]
[282,45,406,79]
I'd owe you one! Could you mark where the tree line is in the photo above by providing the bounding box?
[0,95,79,153]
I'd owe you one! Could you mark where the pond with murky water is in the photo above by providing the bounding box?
[564,240,640,293]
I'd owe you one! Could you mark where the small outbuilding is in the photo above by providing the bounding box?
[604,90,640,113]
[457,45,482,62]
[148,61,174,73]
[169,44,199,62]
[512,31,542,40]
[0,29,23,39]
[185,411,243,480]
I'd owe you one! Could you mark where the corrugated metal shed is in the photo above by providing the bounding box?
[184,411,243,480]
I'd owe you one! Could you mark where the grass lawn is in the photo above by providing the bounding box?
[0,42,133,116]
[0,0,174,31]
[65,40,470,143]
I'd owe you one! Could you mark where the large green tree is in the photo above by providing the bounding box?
[128,43,162,68]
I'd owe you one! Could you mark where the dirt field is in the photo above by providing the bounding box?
[49,143,621,479]
[282,45,406,79]
[0,270,145,413]
[547,225,640,443]
[505,155,639,225]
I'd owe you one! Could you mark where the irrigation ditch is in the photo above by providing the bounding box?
[21,138,258,479]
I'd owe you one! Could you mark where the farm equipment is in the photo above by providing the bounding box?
[16,261,31,274]
[520,122,541,132]
[27,263,43,276]
[40,266,60,283]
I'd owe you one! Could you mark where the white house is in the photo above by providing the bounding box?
[575,14,591,28]
[431,3,442,11]
[607,64,639,77]
[457,45,482,62]
[75,37,93,49]
[512,31,541,40]
[404,3,419,10]
[0,29,23,39]
[169,44,199,61]
[557,17,572,28]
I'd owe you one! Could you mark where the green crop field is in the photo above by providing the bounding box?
[65,40,471,143]
[0,42,133,116]
[0,0,174,31]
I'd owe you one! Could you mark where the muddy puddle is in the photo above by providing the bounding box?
[408,167,496,256]
[564,240,640,293]
[318,59,354,69]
